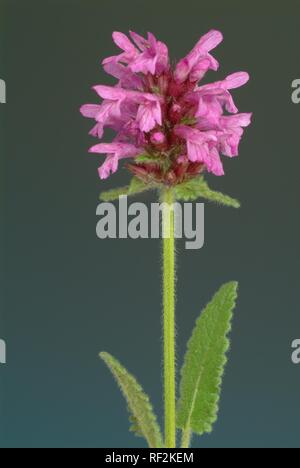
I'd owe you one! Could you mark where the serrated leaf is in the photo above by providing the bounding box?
[100,352,163,448]
[99,186,130,202]
[194,180,240,208]
[175,177,240,208]
[175,178,201,201]
[177,282,238,442]
[128,176,149,194]
[129,414,143,438]
[100,177,153,202]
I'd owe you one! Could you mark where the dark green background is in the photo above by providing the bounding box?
[0,0,299,448]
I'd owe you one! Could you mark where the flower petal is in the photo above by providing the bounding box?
[80,104,102,118]
[98,155,119,179]
[224,72,250,89]
[112,32,136,53]
[175,30,223,83]
[93,85,127,101]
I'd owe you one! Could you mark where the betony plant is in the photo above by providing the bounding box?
[81,30,252,448]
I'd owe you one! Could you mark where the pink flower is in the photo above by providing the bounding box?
[174,30,223,83]
[186,72,250,131]
[103,31,169,77]
[89,142,141,179]
[81,30,252,182]
[129,31,169,76]
[93,85,162,133]
[103,61,143,90]
[151,132,166,145]
[218,113,252,158]
[174,125,224,175]
[103,32,139,66]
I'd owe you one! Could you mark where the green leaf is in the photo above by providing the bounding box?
[195,180,240,208]
[99,186,130,202]
[128,176,149,195]
[99,177,153,202]
[177,282,238,442]
[175,177,240,208]
[129,414,144,438]
[100,352,163,448]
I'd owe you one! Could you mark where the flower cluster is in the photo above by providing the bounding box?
[80,30,252,185]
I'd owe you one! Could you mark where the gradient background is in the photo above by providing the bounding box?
[0,0,300,448]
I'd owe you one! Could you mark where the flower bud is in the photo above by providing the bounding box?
[151,132,166,145]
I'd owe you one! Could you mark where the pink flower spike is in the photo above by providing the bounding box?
[81,30,251,181]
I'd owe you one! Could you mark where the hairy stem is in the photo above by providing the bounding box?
[162,188,176,448]
[181,428,192,448]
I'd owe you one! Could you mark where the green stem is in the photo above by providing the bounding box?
[162,188,176,448]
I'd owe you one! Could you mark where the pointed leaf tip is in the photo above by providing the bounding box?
[175,176,241,208]
[100,352,163,448]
